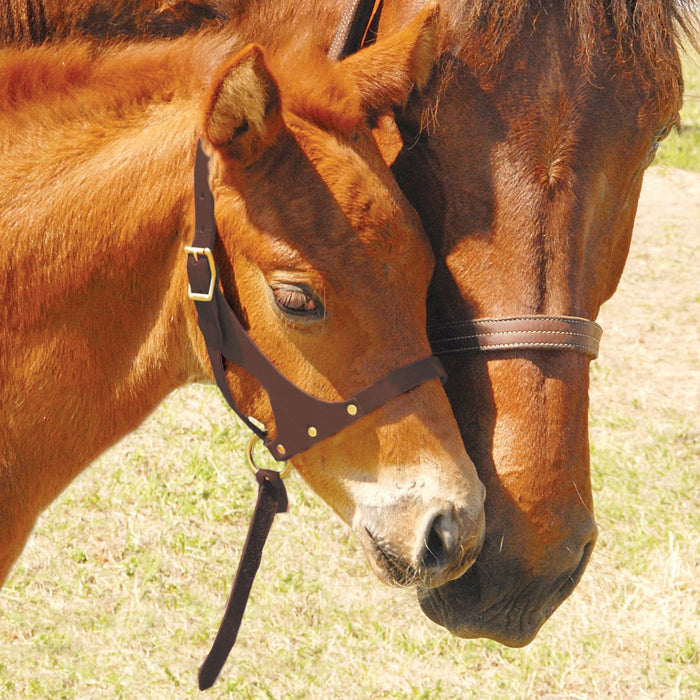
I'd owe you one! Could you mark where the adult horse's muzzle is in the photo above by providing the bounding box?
[417,524,597,645]
[422,316,603,644]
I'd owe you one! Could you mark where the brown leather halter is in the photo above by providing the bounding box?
[187,140,446,464]
[429,316,602,359]
[328,0,384,59]
[189,132,445,687]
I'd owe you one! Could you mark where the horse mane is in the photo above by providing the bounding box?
[0,26,363,139]
[0,0,224,44]
[0,0,340,46]
[441,0,698,92]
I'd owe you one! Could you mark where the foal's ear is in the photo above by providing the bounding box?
[202,44,283,166]
[339,1,439,114]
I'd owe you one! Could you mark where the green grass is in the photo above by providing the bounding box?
[656,45,700,171]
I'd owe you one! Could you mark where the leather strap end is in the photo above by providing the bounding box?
[197,469,288,690]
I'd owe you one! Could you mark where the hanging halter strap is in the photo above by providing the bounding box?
[197,468,287,690]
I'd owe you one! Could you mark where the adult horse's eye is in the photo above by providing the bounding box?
[654,119,678,144]
[649,117,679,159]
[271,283,324,320]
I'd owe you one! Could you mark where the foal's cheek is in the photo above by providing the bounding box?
[290,446,359,525]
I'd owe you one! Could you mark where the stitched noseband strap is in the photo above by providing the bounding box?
[429,316,603,359]
[186,140,446,462]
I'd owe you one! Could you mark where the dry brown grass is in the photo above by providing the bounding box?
[1,165,697,699]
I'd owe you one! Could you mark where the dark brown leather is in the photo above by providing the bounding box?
[198,469,288,691]
[187,140,446,462]
[429,316,603,359]
[328,0,383,60]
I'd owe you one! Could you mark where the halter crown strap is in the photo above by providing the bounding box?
[329,0,384,60]
[429,316,603,359]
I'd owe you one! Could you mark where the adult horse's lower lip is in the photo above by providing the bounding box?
[416,539,595,646]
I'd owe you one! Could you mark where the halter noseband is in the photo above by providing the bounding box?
[429,315,603,359]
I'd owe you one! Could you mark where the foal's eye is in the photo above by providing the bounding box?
[271,283,324,320]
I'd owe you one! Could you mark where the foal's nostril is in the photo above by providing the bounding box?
[420,513,453,571]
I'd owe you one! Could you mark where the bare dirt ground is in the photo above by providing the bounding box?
[593,167,700,425]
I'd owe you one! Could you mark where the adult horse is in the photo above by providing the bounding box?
[378,0,697,645]
[3,0,697,647]
[0,9,487,595]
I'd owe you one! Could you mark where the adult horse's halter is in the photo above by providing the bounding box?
[329,0,604,361]
[428,316,602,359]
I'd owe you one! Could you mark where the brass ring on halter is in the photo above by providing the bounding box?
[246,435,293,479]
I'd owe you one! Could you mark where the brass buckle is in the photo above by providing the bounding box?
[185,246,216,302]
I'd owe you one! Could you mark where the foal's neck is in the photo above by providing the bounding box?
[0,100,205,517]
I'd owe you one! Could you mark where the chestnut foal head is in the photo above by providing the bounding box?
[194,7,485,589]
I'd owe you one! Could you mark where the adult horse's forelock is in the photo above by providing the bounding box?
[430,0,696,105]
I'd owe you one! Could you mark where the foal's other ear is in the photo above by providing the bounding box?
[202,44,283,167]
[339,1,439,115]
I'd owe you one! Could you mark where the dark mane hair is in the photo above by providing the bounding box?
[0,0,339,47]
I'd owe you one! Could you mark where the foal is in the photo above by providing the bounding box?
[0,9,485,592]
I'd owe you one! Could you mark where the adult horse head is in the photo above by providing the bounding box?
[377,0,695,644]
[0,9,485,594]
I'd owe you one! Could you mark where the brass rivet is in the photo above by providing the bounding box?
[276,444,286,456]
[346,404,358,416]
[308,426,318,438]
